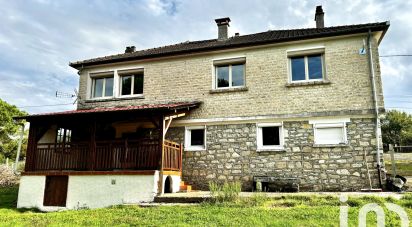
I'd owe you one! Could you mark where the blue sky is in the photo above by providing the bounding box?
[0,0,411,114]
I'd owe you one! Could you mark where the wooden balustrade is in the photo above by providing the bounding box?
[163,140,183,172]
[26,139,182,172]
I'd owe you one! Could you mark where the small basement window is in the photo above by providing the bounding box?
[118,69,144,96]
[91,73,114,98]
[257,123,283,151]
[213,57,246,89]
[313,123,347,145]
[185,126,206,151]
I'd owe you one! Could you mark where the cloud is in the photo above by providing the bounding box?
[0,0,411,114]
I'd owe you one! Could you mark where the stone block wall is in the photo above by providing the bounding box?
[166,118,382,191]
[76,36,384,120]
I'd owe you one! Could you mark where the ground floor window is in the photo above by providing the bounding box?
[257,123,283,150]
[185,126,206,151]
[313,123,347,145]
[309,119,349,145]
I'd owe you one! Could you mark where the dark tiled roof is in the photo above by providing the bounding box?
[15,101,201,120]
[70,22,389,69]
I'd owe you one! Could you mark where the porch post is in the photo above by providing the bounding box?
[25,122,38,172]
[89,120,96,171]
[158,115,165,195]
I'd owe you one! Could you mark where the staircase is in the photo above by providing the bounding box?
[179,181,192,192]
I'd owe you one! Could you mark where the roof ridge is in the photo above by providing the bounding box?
[69,21,389,68]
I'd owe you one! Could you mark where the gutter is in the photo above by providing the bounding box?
[367,29,383,188]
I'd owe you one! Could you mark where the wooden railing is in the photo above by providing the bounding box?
[26,139,183,172]
[26,140,182,171]
[163,140,183,172]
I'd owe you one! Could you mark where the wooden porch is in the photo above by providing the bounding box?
[18,102,201,180]
[25,139,182,172]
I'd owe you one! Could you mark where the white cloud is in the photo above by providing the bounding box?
[0,0,411,114]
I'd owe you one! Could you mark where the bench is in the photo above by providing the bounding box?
[253,176,300,192]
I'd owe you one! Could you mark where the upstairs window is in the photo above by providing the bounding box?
[214,57,246,89]
[287,47,325,82]
[91,72,114,98]
[119,69,144,96]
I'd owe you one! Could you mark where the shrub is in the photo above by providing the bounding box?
[0,164,19,187]
[208,181,241,203]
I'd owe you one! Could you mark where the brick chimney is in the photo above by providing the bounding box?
[314,6,324,28]
[215,17,231,41]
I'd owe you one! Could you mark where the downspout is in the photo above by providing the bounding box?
[366,30,383,188]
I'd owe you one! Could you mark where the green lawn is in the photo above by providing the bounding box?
[0,187,411,226]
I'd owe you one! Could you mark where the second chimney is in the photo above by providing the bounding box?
[314,6,324,28]
[215,17,231,40]
[125,46,136,53]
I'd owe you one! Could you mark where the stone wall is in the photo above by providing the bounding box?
[76,35,384,120]
[166,118,382,191]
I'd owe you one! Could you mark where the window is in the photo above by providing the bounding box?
[56,128,72,143]
[185,126,206,151]
[289,53,325,82]
[257,123,283,150]
[214,57,246,89]
[91,74,114,98]
[119,70,144,96]
[313,123,347,145]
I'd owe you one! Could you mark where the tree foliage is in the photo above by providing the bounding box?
[0,99,27,163]
[381,110,412,146]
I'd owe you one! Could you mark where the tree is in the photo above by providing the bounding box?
[381,110,412,147]
[0,99,27,163]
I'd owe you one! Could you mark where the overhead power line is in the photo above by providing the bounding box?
[17,103,75,108]
[380,54,412,57]
[386,107,412,110]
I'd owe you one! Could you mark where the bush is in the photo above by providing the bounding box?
[0,165,19,187]
[209,181,241,203]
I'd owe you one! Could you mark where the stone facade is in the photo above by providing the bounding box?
[77,35,384,120]
[166,118,382,191]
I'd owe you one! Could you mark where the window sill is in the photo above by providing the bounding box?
[257,148,285,152]
[184,148,206,152]
[209,87,248,94]
[312,143,349,148]
[285,80,331,87]
[85,96,145,103]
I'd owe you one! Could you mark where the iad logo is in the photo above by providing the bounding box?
[339,194,409,227]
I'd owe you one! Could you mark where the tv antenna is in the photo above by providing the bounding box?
[55,89,81,105]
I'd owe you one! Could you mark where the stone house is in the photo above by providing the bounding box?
[16,6,390,210]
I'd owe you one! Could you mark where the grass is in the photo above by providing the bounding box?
[0,187,411,226]
[384,152,412,176]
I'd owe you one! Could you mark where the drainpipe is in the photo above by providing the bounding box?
[14,123,25,174]
[366,30,383,188]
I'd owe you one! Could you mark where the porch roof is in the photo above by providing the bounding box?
[15,101,201,121]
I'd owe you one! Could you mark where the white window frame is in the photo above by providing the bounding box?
[215,64,245,89]
[287,47,326,83]
[256,123,284,151]
[309,119,349,145]
[90,72,114,99]
[118,70,144,97]
[184,126,206,151]
[212,57,246,89]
